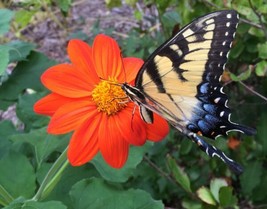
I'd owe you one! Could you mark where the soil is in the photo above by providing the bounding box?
[25,0,138,62]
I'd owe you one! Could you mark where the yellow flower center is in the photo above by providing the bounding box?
[92,78,129,115]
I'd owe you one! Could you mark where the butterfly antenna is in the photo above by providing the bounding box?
[188,133,243,174]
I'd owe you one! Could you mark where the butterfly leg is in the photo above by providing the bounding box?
[188,133,243,174]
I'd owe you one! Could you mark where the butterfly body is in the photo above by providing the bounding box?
[122,10,256,173]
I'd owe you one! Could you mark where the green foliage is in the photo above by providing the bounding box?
[0,152,36,201]
[0,0,266,208]
[53,0,72,12]
[0,41,35,76]
[197,178,238,208]
[197,186,216,205]
[256,60,267,76]
[166,155,191,193]
[4,200,67,209]
[91,143,153,183]
[0,46,9,76]
[0,51,56,109]
[10,128,69,167]
[0,9,14,36]
[105,0,122,8]
[69,178,164,209]
[5,41,36,63]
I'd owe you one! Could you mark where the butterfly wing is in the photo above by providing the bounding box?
[128,10,256,173]
[135,10,255,138]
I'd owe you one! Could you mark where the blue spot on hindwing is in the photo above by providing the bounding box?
[199,82,209,94]
[204,114,220,124]
[203,104,216,114]
[197,120,211,135]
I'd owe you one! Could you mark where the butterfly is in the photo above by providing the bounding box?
[121,10,256,174]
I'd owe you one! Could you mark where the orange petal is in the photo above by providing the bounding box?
[68,39,99,84]
[34,93,75,116]
[68,114,102,166]
[123,57,144,84]
[41,64,93,98]
[115,103,147,146]
[98,115,129,168]
[48,99,98,134]
[146,113,169,142]
[93,34,123,80]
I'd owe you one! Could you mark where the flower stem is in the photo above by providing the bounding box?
[32,147,69,201]
[0,184,14,206]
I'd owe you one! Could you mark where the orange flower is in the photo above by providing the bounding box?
[34,34,169,168]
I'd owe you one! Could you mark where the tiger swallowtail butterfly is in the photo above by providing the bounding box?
[121,10,256,174]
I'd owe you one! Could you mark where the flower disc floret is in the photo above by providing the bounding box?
[92,78,128,115]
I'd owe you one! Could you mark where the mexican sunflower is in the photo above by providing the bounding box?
[34,34,169,168]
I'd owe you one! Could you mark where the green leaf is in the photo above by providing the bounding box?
[197,186,216,205]
[257,42,267,59]
[40,164,98,207]
[69,178,164,209]
[180,138,193,155]
[125,0,139,6]
[161,11,181,36]
[259,4,267,13]
[14,10,35,29]
[16,92,49,131]
[0,45,9,76]
[0,9,14,35]
[182,199,202,209]
[210,178,228,202]
[91,142,152,183]
[219,186,238,207]
[105,0,121,8]
[250,0,263,8]
[240,161,262,196]
[0,41,35,76]
[4,200,67,209]
[0,121,17,159]
[0,51,56,103]
[134,10,142,21]
[246,38,260,53]
[255,60,267,76]
[251,173,267,202]
[5,40,36,63]
[235,5,258,22]
[9,127,69,168]
[54,0,72,12]
[167,155,191,193]
[230,67,252,81]
[0,152,36,201]
[256,111,267,154]
[248,27,265,38]
[229,41,245,59]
